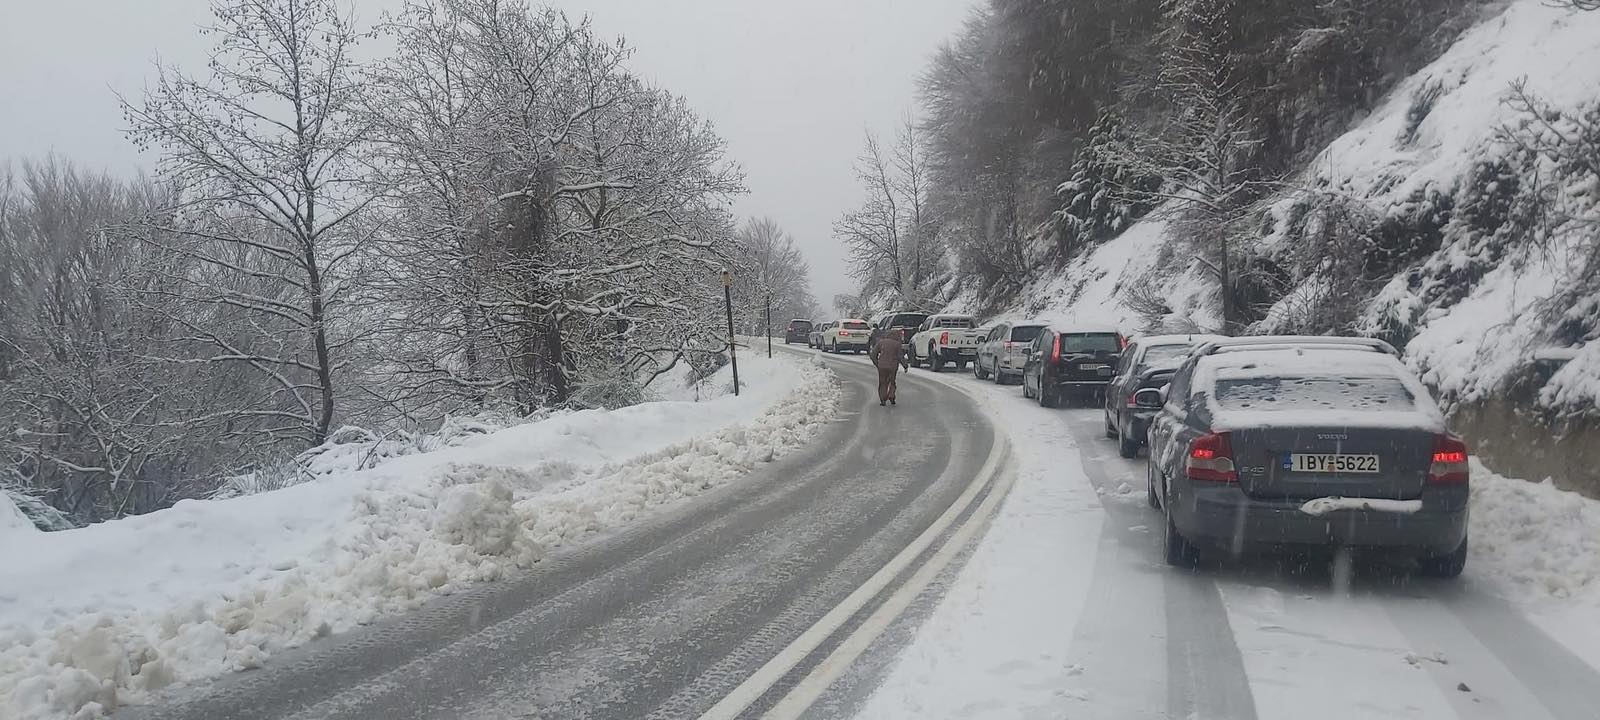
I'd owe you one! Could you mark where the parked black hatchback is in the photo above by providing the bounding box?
[784,319,813,344]
[1144,336,1469,576]
[1103,334,1219,458]
[1020,325,1124,407]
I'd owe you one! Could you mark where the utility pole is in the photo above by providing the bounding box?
[766,292,773,358]
[721,269,740,396]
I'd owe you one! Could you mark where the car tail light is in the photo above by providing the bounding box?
[1003,341,1012,351]
[940,331,949,344]
[1125,392,1139,408]
[1118,334,1128,350]
[1185,432,1237,483]
[1050,334,1061,364]
[1427,434,1469,484]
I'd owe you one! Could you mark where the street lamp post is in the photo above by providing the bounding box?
[721,269,740,396]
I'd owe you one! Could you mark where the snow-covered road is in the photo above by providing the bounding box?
[85,349,1005,720]
[819,347,1600,720]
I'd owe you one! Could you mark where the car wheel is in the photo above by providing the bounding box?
[1118,428,1139,459]
[1164,488,1201,568]
[973,359,985,379]
[991,360,1003,385]
[1146,454,1161,509]
[1038,384,1059,408]
[930,347,944,372]
[1104,412,1118,439]
[1417,536,1467,578]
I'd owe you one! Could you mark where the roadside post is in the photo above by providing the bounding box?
[722,269,740,396]
[766,293,773,358]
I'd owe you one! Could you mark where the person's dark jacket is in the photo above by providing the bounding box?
[870,335,904,370]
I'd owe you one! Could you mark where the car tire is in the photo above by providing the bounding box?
[930,347,944,373]
[1417,536,1467,579]
[1118,424,1139,458]
[1104,413,1118,439]
[973,359,986,379]
[1164,488,1201,568]
[1038,385,1059,408]
[1146,455,1161,509]
[991,361,1003,385]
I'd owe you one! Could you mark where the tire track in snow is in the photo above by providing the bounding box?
[1061,413,1258,720]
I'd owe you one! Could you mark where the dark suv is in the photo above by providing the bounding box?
[784,319,813,344]
[1144,336,1469,576]
[1103,334,1219,458]
[1020,325,1124,407]
[870,311,929,362]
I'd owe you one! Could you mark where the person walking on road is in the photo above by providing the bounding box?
[869,331,908,406]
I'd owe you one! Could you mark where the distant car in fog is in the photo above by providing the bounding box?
[1144,336,1469,577]
[974,321,1046,384]
[784,319,813,344]
[1103,334,1221,458]
[1020,324,1125,407]
[809,321,832,348]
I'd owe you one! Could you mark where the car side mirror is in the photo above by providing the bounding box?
[1134,388,1164,409]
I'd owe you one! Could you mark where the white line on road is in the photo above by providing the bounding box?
[696,364,1011,720]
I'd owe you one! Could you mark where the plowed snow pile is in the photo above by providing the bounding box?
[0,353,837,720]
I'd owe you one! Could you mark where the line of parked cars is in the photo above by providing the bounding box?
[790,312,1471,578]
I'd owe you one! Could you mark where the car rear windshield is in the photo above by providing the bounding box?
[934,317,974,329]
[789,320,812,331]
[842,321,869,330]
[1060,333,1121,353]
[1140,343,1190,366]
[888,313,928,328]
[1213,375,1416,412]
[1010,325,1043,343]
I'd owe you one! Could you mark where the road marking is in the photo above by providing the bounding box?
[695,384,1011,720]
[763,448,1016,719]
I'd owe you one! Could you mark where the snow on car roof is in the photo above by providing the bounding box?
[1136,333,1223,346]
[1195,349,1447,430]
[930,313,974,320]
[1053,322,1120,333]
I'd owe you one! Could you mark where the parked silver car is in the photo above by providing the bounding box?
[973,321,1046,384]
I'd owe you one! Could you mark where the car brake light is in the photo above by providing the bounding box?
[1185,432,1237,483]
[940,331,949,344]
[1118,334,1127,350]
[1003,341,1012,350]
[1050,334,1060,364]
[1125,392,1139,408]
[1427,434,1469,484]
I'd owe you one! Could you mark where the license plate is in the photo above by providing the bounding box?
[1284,453,1380,473]
[1080,364,1108,371]
[960,348,976,354]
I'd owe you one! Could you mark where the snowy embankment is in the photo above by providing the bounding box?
[0,353,837,720]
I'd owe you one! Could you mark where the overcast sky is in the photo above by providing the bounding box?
[0,0,974,315]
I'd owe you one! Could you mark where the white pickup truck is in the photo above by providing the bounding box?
[910,314,983,371]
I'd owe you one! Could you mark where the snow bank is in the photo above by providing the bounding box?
[1470,458,1600,608]
[0,354,837,720]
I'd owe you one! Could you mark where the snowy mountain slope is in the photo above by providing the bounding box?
[969,1,1600,361]
[0,354,837,720]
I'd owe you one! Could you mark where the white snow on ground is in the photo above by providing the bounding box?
[0,353,837,720]
[1469,458,1600,670]
[850,375,1105,719]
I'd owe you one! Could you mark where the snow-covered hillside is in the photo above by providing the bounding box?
[0,353,837,720]
[958,0,1600,430]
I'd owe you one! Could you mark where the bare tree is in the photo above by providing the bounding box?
[730,217,816,333]
[122,0,377,445]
